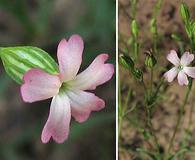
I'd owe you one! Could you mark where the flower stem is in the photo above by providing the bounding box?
[167,86,191,155]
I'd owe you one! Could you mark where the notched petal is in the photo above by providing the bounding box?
[21,69,61,103]
[69,54,114,90]
[164,67,178,82]
[180,52,194,66]
[166,50,180,66]
[41,94,71,143]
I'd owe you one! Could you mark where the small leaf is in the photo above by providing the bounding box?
[180,3,190,24]
[171,34,182,42]
[185,24,193,38]
[140,129,152,140]
[136,148,158,160]
[167,148,190,160]
[131,20,139,38]
[0,46,59,84]
[191,21,195,33]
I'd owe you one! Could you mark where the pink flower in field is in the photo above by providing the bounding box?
[164,50,195,86]
[20,35,114,143]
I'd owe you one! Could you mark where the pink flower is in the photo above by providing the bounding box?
[164,50,195,86]
[20,34,114,143]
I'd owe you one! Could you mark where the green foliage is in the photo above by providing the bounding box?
[131,20,139,38]
[0,47,58,84]
[180,3,190,24]
[171,34,182,42]
[150,19,157,35]
[130,19,140,60]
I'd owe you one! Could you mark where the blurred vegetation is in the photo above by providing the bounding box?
[0,0,115,160]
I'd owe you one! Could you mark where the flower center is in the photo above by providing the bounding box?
[178,65,184,71]
[59,83,70,94]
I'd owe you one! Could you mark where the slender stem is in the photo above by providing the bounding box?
[188,100,193,133]
[118,73,122,142]
[146,105,160,153]
[150,67,154,96]
[167,86,191,155]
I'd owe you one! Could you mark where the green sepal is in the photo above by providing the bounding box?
[132,68,143,81]
[145,54,157,68]
[119,54,134,70]
[0,46,59,84]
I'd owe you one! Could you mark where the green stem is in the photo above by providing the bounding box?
[150,67,154,96]
[167,86,192,155]
[118,73,122,142]
[146,105,160,154]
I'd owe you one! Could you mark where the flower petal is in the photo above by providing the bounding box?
[57,34,84,82]
[41,94,71,143]
[66,90,105,123]
[167,50,180,66]
[21,69,61,103]
[164,67,178,82]
[177,71,189,86]
[180,52,194,66]
[184,67,195,78]
[69,54,114,90]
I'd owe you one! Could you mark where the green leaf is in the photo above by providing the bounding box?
[0,46,59,84]
[136,148,158,160]
[180,3,190,24]
[191,21,195,35]
[171,34,182,42]
[167,148,190,160]
[131,20,139,38]
[185,24,193,38]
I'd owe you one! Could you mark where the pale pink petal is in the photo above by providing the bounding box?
[184,67,195,78]
[167,50,180,66]
[69,54,114,90]
[21,69,61,103]
[41,94,71,144]
[177,71,189,86]
[66,90,105,123]
[164,67,178,82]
[57,34,84,82]
[180,52,194,66]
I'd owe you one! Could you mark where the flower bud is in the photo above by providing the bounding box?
[150,18,157,34]
[132,68,143,81]
[0,46,58,84]
[145,52,157,68]
[119,54,134,70]
[131,20,139,38]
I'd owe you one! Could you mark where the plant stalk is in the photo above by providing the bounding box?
[167,86,192,156]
